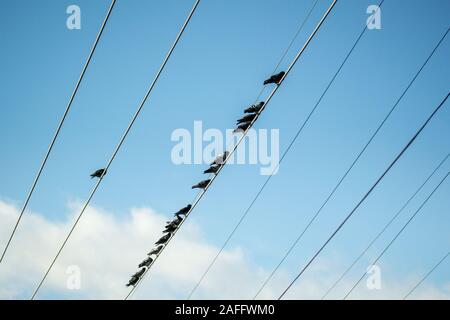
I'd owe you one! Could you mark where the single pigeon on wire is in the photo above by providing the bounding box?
[138,256,153,268]
[166,216,182,228]
[236,113,258,124]
[155,233,171,245]
[126,276,139,287]
[164,224,177,234]
[126,268,145,287]
[204,164,221,175]
[244,102,264,114]
[90,168,107,179]
[192,179,211,190]
[211,151,229,165]
[263,71,285,85]
[233,121,251,134]
[174,204,191,218]
[148,245,163,256]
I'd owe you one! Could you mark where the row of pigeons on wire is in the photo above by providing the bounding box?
[90,71,286,288]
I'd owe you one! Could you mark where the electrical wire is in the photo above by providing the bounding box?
[321,152,450,299]
[343,169,450,299]
[126,0,339,300]
[257,25,449,299]
[403,251,450,300]
[30,0,201,300]
[278,92,450,300]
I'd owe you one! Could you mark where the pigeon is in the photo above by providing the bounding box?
[163,224,177,234]
[233,122,251,134]
[192,179,211,190]
[166,216,182,228]
[204,165,221,175]
[174,204,191,218]
[211,151,229,165]
[263,71,285,85]
[237,113,257,124]
[244,102,264,114]
[138,257,153,268]
[126,268,145,287]
[90,168,107,179]
[126,276,140,287]
[155,233,171,245]
[148,245,163,256]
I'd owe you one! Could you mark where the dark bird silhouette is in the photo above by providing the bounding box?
[164,224,177,234]
[211,151,229,165]
[174,204,191,218]
[263,71,285,85]
[148,245,163,256]
[192,179,211,190]
[233,122,251,133]
[204,165,220,175]
[155,233,171,245]
[237,113,257,124]
[138,257,153,268]
[90,168,106,179]
[126,268,145,287]
[245,102,264,114]
[166,216,182,228]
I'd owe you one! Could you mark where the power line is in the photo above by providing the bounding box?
[184,0,385,300]
[322,152,450,299]
[127,0,339,300]
[278,92,450,300]
[30,0,202,300]
[343,169,450,299]
[258,26,449,299]
[0,0,117,265]
[403,251,450,300]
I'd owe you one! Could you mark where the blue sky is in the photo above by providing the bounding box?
[0,0,449,299]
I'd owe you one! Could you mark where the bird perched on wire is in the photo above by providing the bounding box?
[155,233,171,245]
[126,268,145,287]
[211,151,229,165]
[174,204,191,218]
[90,168,107,179]
[192,179,211,190]
[233,122,251,134]
[237,113,258,125]
[263,71,285,85]
[245,102,264,114]
[148,245,163,256]
[204,164,221,175]
[166,216,182,228]
[138,256,153,268]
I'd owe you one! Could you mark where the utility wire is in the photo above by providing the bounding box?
[30,0,201,300]
[322,152,450,299]
[343,169,450,299]
[123,0,319,296]
[252,0,320,103]
[403,251,450,300]
[278,92,450,300]
[0,0,117,265]
[127,0,339,300]
[257,25,449,299]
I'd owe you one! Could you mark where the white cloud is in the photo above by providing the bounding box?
[0,199,448,300]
